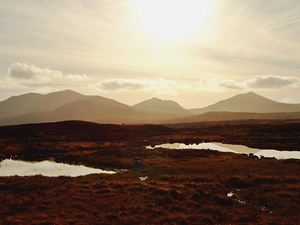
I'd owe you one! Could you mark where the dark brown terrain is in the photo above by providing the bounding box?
[0,120,300,224]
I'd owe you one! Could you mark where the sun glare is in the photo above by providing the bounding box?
[132,0,214,42]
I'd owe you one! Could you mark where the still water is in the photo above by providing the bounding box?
[0,159,116,177]
[147,142,300,159]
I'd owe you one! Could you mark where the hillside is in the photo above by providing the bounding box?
[0,90,84,119]
[190,92,300,114]
[1,90,300,126]
[166,111,300,124]
[133,97,193,116]
[50,99,147,124]
[0,91,193,126]
[0,90,144,126]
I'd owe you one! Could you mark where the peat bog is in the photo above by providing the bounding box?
[0,120,300,224]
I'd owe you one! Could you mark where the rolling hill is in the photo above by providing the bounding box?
[1,90,300,126]
[133,97,193,117]
[0,90,84,119]
[0,90,150,125]
[0,90,192,125]
[166,111,300,124]
[190,92,300,114]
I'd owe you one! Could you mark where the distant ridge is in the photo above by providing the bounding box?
[167,111,300,123]
[0,90,148,126]
[190,92,300,114]
[133,97,193,116]
[1,90,300,126]
[0,90,84,119]
[0,90,192,126]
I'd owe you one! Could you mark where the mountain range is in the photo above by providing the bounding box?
[190,92,300,114]
[0,90,300,126]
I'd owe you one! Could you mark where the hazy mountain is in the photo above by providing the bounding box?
[190,92,300,114]
[166,111,300,123]
[133,97,193,117]
[0,90,149,125]
[50,99,146,123]
[1,90,300,126]
[0,90,84,119]
[0,112,52,126]
[0,90,192,126]
[0,93,44,119]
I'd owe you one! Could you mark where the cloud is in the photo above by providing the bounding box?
[94,78,178,95]
[0,77,27,90]
[65,74,90,81]
[197,75,300,92]
[95,79,149,91]
[8,63,62,82]
[245,75,300,89]
[197,77,243,92]
[7,63,90,84]
[281,97,296,104]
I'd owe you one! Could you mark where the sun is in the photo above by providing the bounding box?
[132,0,215,42]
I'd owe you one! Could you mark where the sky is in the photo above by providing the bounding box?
[1,0,300,108]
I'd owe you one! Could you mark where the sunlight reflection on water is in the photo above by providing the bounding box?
[0,159,116,177]
[147,143,300,159]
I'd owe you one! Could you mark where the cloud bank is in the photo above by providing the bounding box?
[94,78,178,95]
[8,63,63,83]
[6,63,90,84]
[3,63,300,103]
[5,62,90,86]
[197,75,300,92]
[246,75,300,89]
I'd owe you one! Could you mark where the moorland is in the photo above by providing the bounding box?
[0,119,300,224]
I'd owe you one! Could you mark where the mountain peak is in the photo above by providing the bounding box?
[244,91,257,96]
[133,97,192,116]
[191,92,300,114]
[45,89,83,96]
[243,91,264,98]
[150,97,163,102]
[134,97,180,108]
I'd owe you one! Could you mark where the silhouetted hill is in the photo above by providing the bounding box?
[190,92,300,114]
[50,99,147,123]
[0,90,84,119]
[133,97,193,116]
[0,90,150,125]
[0,93,44,119]
[0,90,193,126]
[0,120,175,143]
[1,90,300,126]
[166,111,300,123]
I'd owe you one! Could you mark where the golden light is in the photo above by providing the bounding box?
[132,0,215,42]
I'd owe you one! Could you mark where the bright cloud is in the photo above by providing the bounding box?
[94,78,178,95]
[65,74,90,81]
[6,63,90,85]
[0,77,27,90]
[8,63,62,81]
[245,75,300,89]
[95,79,150,91]
[197,75,300,92]
[197,77,243,92]
[281,97,296,104]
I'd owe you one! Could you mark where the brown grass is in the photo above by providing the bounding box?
[0,120,300,224]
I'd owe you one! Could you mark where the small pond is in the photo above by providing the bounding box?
[147,142,300,159]
[0,159,116,177]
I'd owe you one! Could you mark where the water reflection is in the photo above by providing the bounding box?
[147,143,300,159]
[0,159,116,177]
